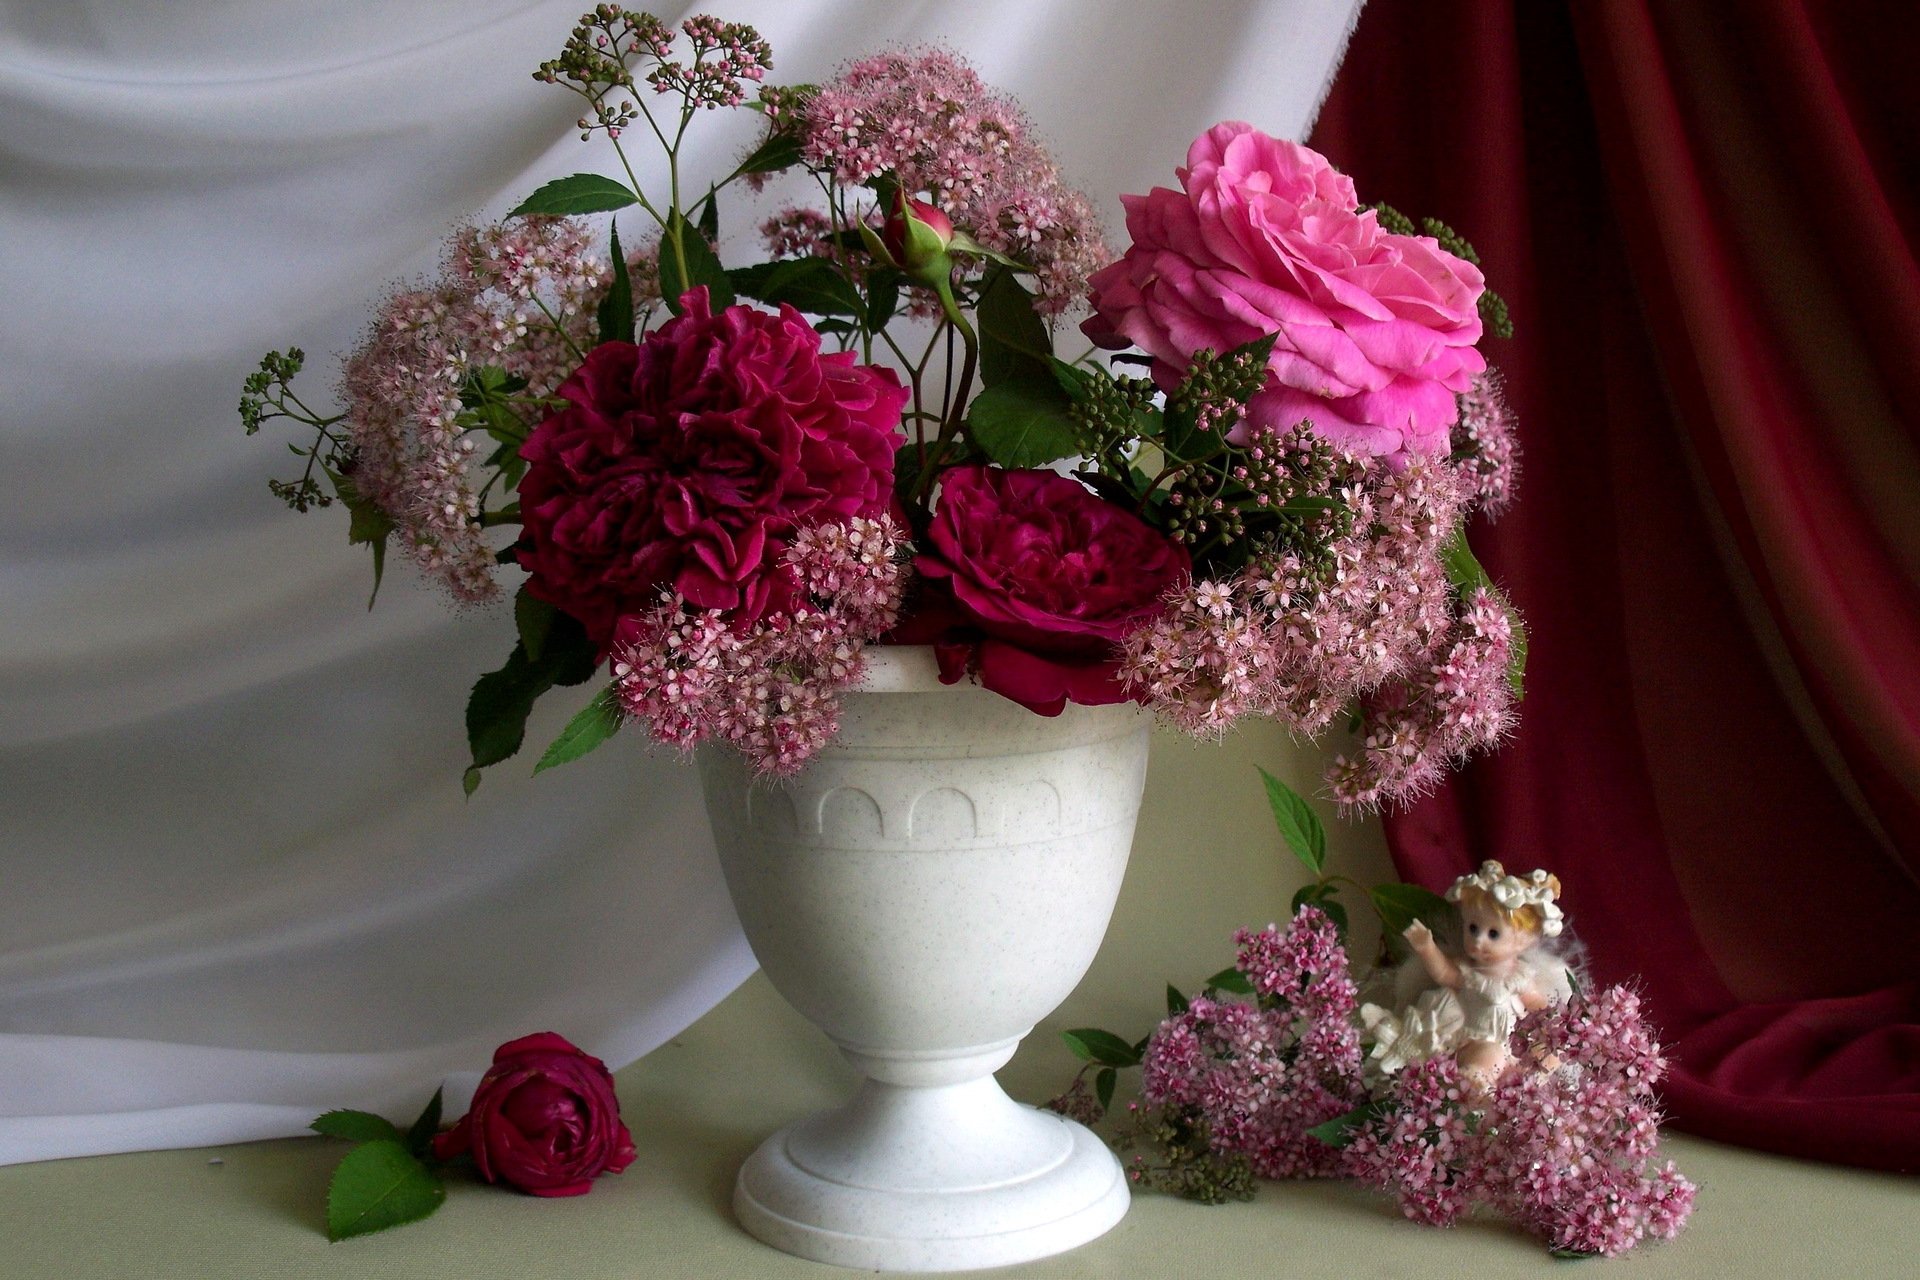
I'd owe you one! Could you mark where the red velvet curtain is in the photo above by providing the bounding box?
[1314,0,1920,1172]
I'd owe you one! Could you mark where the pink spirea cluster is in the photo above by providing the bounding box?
[609,514,907,774]
[759,206,835,260]
[1346,986,1696,1257]
[1325,585,1517,808]
[801,48,1107,312]
[1452,370,1520,518]
[1139,909,1366,1179]
[339,218,618,601]
[643,14,771,110]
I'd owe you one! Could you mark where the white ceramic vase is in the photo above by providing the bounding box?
[698,645,1150,1272]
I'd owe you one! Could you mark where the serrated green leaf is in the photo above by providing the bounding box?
[659,212,732,313]
[864,269,903,330]
[1095,1067,1117,1113]
[1051,357,1094,403]
[1205,967,1255,995]
[1507,606,1529,702]
[329,473,394,610]
[326,1139,446,1242]
[1166,983,1188,1015]
[975,267,1053,387]
[514,589,555,663]
[598,222,635,345]
[1061,1028,1141,1067]
[1369,882,1453,938]
[535,686,622,774]
[511,173,638,217]
[1258,766,1326,875]
[1290,882,1348,934]
[1441,526,1494,594]
[967,379,1080,469]
[465,613,599,779]
[728,258,862,317]
[311,1110,402,1145]
[405,1088,443,1160]
[694,186,719,243]
[1305,1101,1383,1148]
[735,129,803,176]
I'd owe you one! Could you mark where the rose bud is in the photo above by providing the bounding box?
[862,193,956,288]
[431,1032,637,1197]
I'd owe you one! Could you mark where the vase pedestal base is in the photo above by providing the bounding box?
[732,1076,1129,1272]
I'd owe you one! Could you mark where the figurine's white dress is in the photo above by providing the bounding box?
[1360,951,1572,1082]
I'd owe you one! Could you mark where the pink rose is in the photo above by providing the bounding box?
[1084,122,1486,465]
[517,289,908,646]
[431,1032,636,1197]
[906,466,1189,715]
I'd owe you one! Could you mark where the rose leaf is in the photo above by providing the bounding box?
[966,379,1079,469]
[534,686,623,774]
[326,1139,446,1242]
[310,1110,402,1145]
[510,173,639,218]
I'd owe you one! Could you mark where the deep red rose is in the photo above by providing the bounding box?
[909,465,1189,714]
[516,289,908,646]
[431,1032,636,1197]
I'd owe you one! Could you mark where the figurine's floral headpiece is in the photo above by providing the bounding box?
[1445,860,1564,937]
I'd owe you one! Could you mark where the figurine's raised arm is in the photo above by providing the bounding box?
[1403,919,1462,989]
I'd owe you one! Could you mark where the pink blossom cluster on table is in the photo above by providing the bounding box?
[245,9,1527,807]
[1119,909,1696,1259]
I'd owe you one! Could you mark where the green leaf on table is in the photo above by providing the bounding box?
[1368,882,1453,938]
[311,1110,402,1145]
[535,686,623,774]
[405,1088,444,1160]
[1061,1028,1141,1067]
[326,1139,446,1242]
[511,173,638,217]
[1095,1067,1117,1114]
[514,588,556,663]
[597,222,635,345]
[1257,766,1326,875]
[967,379,1080,469]
[1166,983,1188,1015]
[728,258,862,317]
[1305,1101,1385,1148]
[659,211,732,313]
[975,266,1054,387]
[1204,967,1255,995]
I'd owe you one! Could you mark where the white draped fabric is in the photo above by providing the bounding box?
[0,0,1362,1165]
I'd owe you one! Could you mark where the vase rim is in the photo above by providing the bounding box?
[857,644,955,694]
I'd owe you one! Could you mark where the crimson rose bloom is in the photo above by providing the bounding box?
[517,289,908,646]
[910,466,1189,715]
[1084,123,1485,466]
[431,1032,636,1197]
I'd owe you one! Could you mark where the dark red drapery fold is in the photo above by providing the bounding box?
[1313,0,1920,1172]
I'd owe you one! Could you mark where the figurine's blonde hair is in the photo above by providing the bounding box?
[1455,878,1561,936]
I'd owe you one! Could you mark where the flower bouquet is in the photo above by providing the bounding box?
[244,7,1524,1269]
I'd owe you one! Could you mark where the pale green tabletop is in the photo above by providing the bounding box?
[4,730,1913,1278]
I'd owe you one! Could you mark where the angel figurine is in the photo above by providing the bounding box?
[1360,861,1575,1089]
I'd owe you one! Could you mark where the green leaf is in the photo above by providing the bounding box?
[515,589,556,663]
[1166,983,1188,1015]
[1305,1101,1384,1148]
[597,222,635,345]
[326,1139,446,1242]
[694,186,720,244]
[405,1088,443,1160]
[311,1110,402,1145]
[328,474,394,611]
[1258,766,1326,875]
[1051,357,1095,403]
[1369,882,1454,938]
[1550,1249,1599,1262]
[975,266,1054,387]
[659,212,733,313]
[864,269,903,330]
[728,258,863,317]
[1094,1067,1117,1114]
[1441,528,1527,700]
[1061,1028,1141,1067]
[1290,882,1349,935]
[1226,331,1280,370]
[464,614,600,778]
[967,379,1080,469]
[1205,967,1255,995]
[462,767,482,797]
[1507,607,1529,702]
[511,173,639,217]
[735,129,804,177]
[535,686,623,774]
